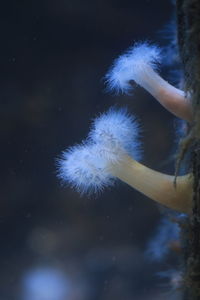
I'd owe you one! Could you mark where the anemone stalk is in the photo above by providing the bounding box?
[110,154,193,213]
[133,65,193,122]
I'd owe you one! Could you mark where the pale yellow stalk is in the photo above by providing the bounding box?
[137,66,193,122]
[109,155,193,213]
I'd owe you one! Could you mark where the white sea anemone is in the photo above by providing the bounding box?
[89,107,141,160]
[105,41,192,122]
[58,108,141,194]
[58,108,193,213]
[58,142,115,194]
[105,42,161,94]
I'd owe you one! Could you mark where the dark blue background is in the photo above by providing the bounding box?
[0,1,180,299]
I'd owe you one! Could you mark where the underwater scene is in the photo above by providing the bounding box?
[1,0,189,299]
